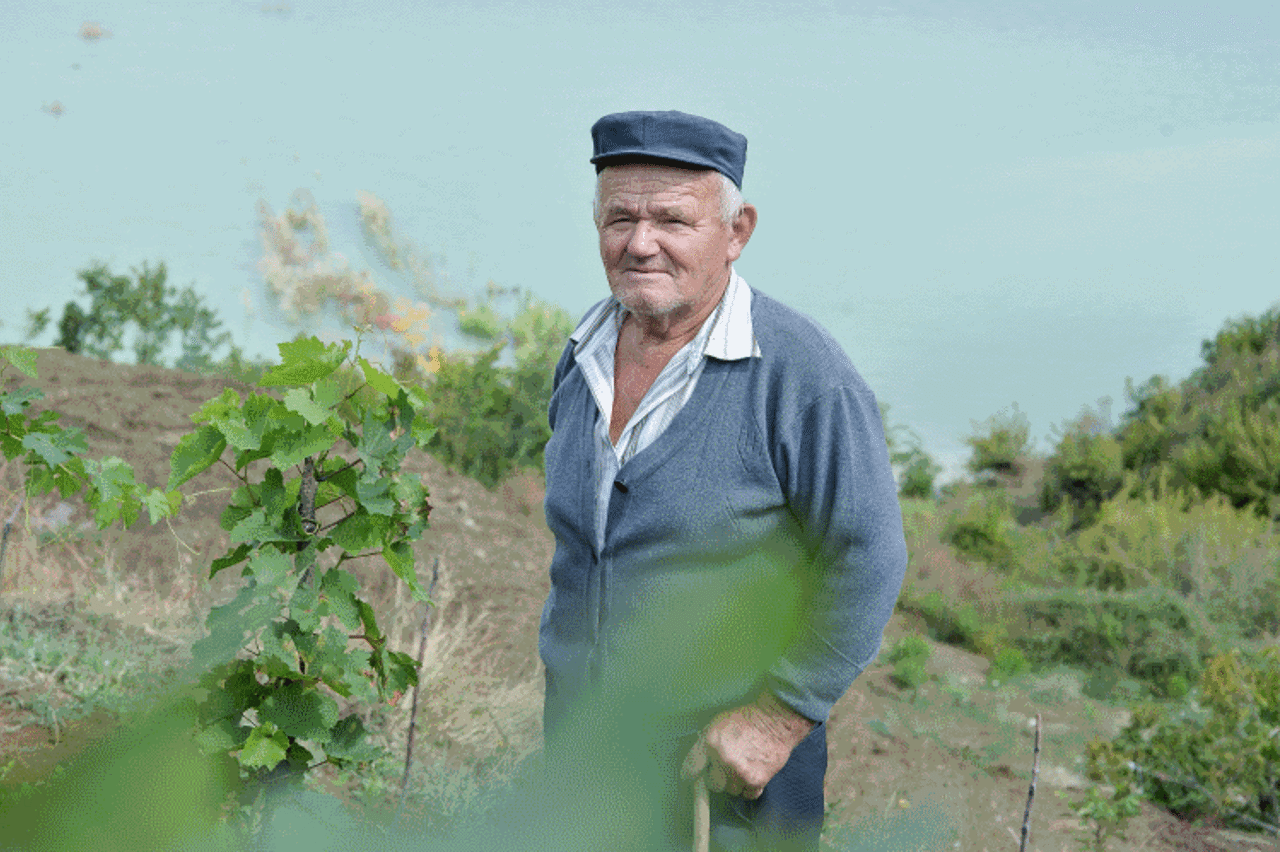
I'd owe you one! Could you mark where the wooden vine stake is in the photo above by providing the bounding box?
[399,556,440,813]
[1020,713,1042,852]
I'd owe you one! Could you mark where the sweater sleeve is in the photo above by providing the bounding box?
[762,382,908,723]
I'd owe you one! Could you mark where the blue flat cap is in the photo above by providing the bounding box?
[590,110,748,188]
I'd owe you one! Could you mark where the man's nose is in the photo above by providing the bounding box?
[625,221,659,256]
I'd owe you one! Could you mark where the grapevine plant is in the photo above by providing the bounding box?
[171,338,435,783]
[1,345,176,529]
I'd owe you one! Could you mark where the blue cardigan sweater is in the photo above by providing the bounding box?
[539,287,908,728]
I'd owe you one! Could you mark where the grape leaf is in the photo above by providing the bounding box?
[331,511,389,554]
[208,411,259,452]
[325,715,382,763]
[191,580,277,668]
[22,428,87,468]
[144,489,182,524]
[239,725,288,770]
[1,386,43,416]
[168,424,227,491]
[209,543,252,578]
[194,718,245,755]
[321,570,362,630]
[284,388,335,427]
[356,473,395,516]
[258,338,350,387]
[269,422,340,471]
[358,357,401,398]
[383,541,428,602]
[247,547,292,589]
[228,508,279,544]
[259,682,339,742]
[357,410,394,465]
[0,346,38,378]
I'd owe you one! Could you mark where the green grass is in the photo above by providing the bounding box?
[0,601,185,728]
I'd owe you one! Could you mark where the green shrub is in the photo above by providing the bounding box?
[26,262,238,371]
[882,404,941,500]
[1098,647,1280,833]
[964,404,1030,479]
[1196,303,1280,392]
[1176,397,1280,521]
[905,590,1007,657]
[1012,587,1208,695]
[1117,375,1183,479]
[415,296,574,488]
[942,488,1019,569]
[1040,406,1125,530]
[896,445,941,500]
[988,646,1029,683]
[1053,487,1280,639]
[1063,743,1144,852]
[886,635,932,689]
[1114,306,1280,521]
[1081,670,1148,703]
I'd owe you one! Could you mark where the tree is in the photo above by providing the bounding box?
[28,261,238,370]
[965,403,1030,481]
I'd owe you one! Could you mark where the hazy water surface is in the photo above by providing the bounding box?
[3,0,1278,478]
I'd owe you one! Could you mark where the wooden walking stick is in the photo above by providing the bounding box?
[693,773,710,852]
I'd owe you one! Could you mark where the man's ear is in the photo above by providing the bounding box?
[726,203,758,263]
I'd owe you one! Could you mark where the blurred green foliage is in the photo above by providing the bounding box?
[26,262,241,372]
[963,403,1030,480]
[941,301,1280,712]
[941,487,1019,570]
[902,590,1006,658]
[885,634,932,689]
[882,404,942,500]
[987,646,1029,683]
[1092,647,1280,835]
[410,294,574,488]
[1039,406,1125,530]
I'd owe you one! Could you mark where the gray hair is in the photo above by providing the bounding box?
[593,170,745,227]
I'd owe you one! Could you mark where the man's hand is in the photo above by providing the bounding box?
[681,693,816,800]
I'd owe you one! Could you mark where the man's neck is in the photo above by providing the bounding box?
[622,271,731,351]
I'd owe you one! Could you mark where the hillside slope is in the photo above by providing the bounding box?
[0,350,1259,851]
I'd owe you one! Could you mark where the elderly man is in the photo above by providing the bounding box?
[538,111,908,851]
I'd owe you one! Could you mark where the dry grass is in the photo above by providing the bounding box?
[1,478,542,814]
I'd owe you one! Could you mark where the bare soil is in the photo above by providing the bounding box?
[0,349,1270,851]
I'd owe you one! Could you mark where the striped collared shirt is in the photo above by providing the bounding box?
[568,269,762,553]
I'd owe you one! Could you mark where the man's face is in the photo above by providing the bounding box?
[596,164,752,320]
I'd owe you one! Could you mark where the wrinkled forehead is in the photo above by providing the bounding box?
[597,163,720,212]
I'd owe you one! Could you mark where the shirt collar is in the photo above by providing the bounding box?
[705,269,761,361]
[569,268,761,362]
